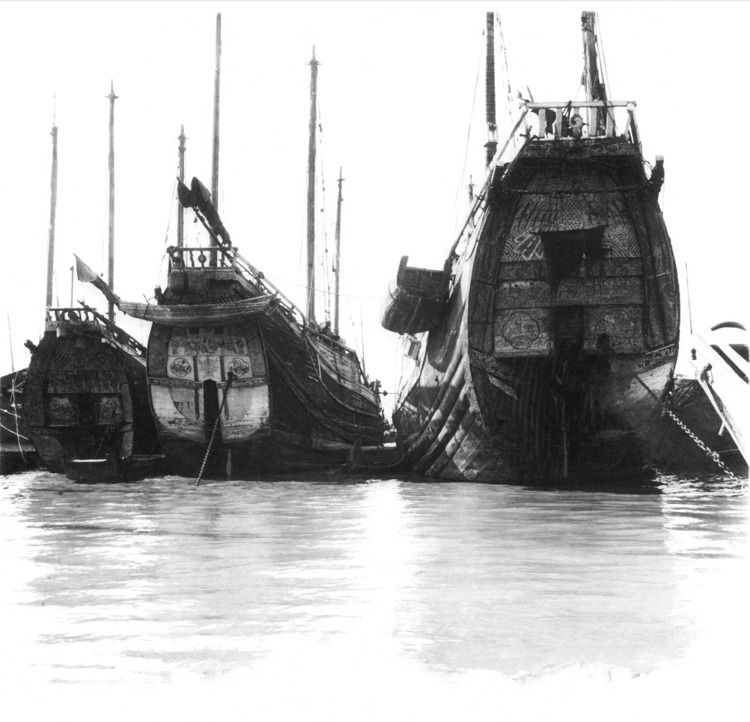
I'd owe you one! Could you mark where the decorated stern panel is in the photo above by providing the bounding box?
[147,322,270,445]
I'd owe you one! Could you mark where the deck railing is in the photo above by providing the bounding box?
[46,304,147,358]
[167,244,307,328]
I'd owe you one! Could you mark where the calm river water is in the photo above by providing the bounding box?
[1,470,748,720]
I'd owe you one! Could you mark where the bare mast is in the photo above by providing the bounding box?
[211,13,221,211]
[306,47,319,324]
[210,13,222,258]
[45,114,58,309]
[177,125,186,247]
[484,12,497,167]
[581,11,607,135]
[107,81,118,322]
[333,167,344,335]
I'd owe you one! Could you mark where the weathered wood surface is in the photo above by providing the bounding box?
[23,315,160,474]
[146,245,383,478]
[387,133,680,483]
[381,256,450,335]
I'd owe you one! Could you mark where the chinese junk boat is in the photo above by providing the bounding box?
[382,12,679,483]
[24,304,162,481]
[24,94,162,482]
[87,47,382,479]
[143,180,381,478]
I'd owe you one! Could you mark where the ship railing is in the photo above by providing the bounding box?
[519,100,640,149]
[46,305,147,358]
[167,245,307,328]
[449,100,641,276]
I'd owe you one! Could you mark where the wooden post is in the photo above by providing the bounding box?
[107,81,118,323]
[211,13,221,214]
[210,13,222,264]
[484,12,497,166]
[306,47,319,324]
[333,167,344,335]
[177,125,186,247]
[46,118,58,309]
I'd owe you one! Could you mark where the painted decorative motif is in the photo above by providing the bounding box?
[636,344,678,371]
[591,308,641,352]
[96,396,123,425]
[502,231,544,262]
[169,357,192,377]
[228,357,251,377]
[47,396,77,425]
[501,311,541,349]
[168,334,247,356]
[602,226,640,258]
[46,370,118,394]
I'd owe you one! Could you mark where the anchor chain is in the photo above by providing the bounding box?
[662,404,738,482]
[635,371,740,482]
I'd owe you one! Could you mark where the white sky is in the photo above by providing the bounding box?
[1,0,749,410]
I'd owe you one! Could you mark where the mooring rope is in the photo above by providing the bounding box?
[9,372,26,463]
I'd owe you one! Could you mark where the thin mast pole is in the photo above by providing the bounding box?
[306,46,319,324]
[177,125,186,247]
[211,13,221,215]
[46,116,58,309]
[107,81,118,323]
[484,12,497,167]
[333,167,343,335]
[6,313,15,373]
[581,11,606,133]
[685,262,694,335]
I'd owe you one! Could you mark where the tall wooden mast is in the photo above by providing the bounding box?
[484,12,497,167]
[333,166,344,335]
[306,46,319,324]
[45,114,58,309]
[107,81,118,322]
[208,12,222,263]
[581,11,607,135]
[177,125,186,247]
[211,12,221,216]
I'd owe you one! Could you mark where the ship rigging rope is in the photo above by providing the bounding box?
[9,371,27,461]
[453,47,482,231]
[317,102,333,326]
[0,421,29,440]
[595,12,613,101]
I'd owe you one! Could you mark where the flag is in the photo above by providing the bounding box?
[74,254,99,283]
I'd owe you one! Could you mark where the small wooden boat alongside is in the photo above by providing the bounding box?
[383,12,680,483]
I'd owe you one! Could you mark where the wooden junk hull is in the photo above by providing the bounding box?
[23,308,160,475]
[141,261,383,479]
[389,136,679,483]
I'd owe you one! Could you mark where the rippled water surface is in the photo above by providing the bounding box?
[2,470,748,718]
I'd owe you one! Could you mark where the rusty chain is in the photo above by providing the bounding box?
[663,405,739,482]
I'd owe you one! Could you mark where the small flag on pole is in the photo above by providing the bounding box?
[74,254,99,283]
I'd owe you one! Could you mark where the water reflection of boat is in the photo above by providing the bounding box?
[383,12,679,483]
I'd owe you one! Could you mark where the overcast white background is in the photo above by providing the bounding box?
[1,0,748,411]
